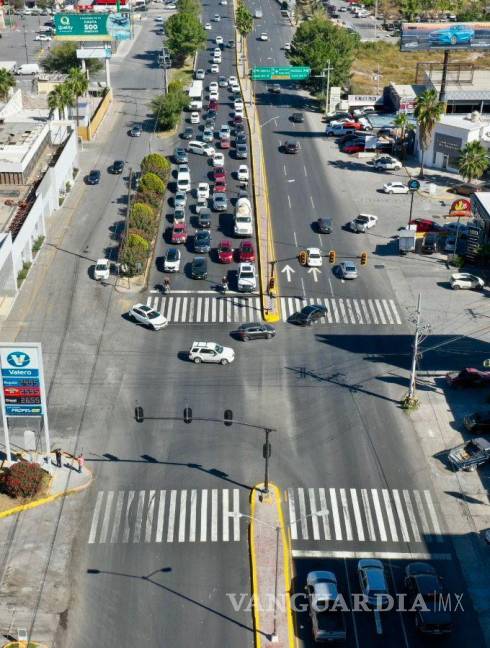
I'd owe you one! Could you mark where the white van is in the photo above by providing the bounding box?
[15,63,41,76]
[188,140,215,156]
[254,8,262,18]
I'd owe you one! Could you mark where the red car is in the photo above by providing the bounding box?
[239,240,255,262]
[220,137,231,149]
[217,239,233,263]
[208,99,218,111]
[214,178,227,193]
[343,120,364,130]
[233,115,243,126]
[409,218,443,233]
[171,222,187,244]
[446,368,490,388]
[342,143,364,154]
[213,167,226,182]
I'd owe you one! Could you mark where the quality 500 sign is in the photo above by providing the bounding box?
[55,13,131,42]
[0,344,44,416]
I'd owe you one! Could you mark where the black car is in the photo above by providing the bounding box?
[194,230,211,253]
[207,110,217,120]
[404,563,452,635]
[464,410,490,434]
[197,209,211,229]
[129,124,142,137]
[317,217,332,234]
[284,141,300,154]
[174,147,188,164]
[182,127,194,140]
[290,304,328,326]
[236,143,248,159]
[235,122,245,135]
[228,39,235,47]
[421,232,438,254]
[234,322,276,341]
[86,169,101,185]
[191,256,208,279]
[269,83,281,94]
[324,111,351,124]
[205,118,215,130]
[291,112,304,123]
[110,160,124,174]
[236,132,247,145]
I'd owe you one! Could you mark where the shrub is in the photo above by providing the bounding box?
[139,172,165,195]
[17,261,32,286]
[1,461,47,499]
[32,235,45,253]
[141,153,171,183]
[120,232,150,276]
[130,203,157,238]
[128,227,152,243]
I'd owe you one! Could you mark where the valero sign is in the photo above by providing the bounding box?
[55,13,132,42]
[449,197,472,217]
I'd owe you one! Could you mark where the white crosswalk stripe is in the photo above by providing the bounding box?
[286,487,443,544]
[145,295,403,325]
[88,488,245,544]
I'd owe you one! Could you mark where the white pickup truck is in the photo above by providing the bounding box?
[234,197,253,236]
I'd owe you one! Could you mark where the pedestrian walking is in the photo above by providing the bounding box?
[78,453,85,473]
[55,448,62,468]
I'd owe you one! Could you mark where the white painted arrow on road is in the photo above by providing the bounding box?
[281,264,295,282]
[307,267,321,282]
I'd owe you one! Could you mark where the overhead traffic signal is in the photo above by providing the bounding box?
[135,406,144,423]
[269,277,275,292]
[224,409,233,427]
[328,250,336,264]
[183,407,193,424]
[360,252,368,266]
[299,251,307,266]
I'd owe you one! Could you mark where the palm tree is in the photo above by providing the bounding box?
[47,82,74,120]
[0,69,16,101]
[458,141,489,184]
[236,1,253,52]
[59,81,75,120]
[67,67,88,127]
[393,112,414,159]
[414,89,445,178]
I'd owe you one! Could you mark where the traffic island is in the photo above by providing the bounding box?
[249,483,295,648]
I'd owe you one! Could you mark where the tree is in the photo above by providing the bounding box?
[164,11,207,66]
[236,1,253,50]
[43,42,102,74]
[67,67,88,127]
[414,89,444,178]
[458,141,489,183]
[176,0,200,13]
[120,232,150,276]
[288,15,359,90]
[0,68,16,101]
[130,202,157,237]
[141,153,171,182]
[400,0,422,21]
[393,112,414,158]
[139,172,165,195]
[151,89,188,131]
[47,82,74,120]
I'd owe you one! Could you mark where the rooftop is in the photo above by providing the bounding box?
[424,69,490,101]
[438,113,490,131]
[0,122,45,149]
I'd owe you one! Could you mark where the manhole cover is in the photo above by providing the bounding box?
[374,264,385,269]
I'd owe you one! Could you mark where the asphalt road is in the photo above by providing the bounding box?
[0,2,484,647]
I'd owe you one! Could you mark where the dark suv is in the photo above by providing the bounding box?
[86,169,101,185]
[284,141,300,154]
[191,256,208,279]
[110,160,124,174]
[421,232,438,254]
[194,230,211,253]
[290,304,328,326]
[197,209,211,229]
[234,323,276,341]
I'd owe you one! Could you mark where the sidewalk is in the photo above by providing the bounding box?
[249,484,295,648]
[0,451,93,520]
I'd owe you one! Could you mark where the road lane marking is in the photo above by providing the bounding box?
[298,488,309,539]
[371,489,387,542]
[155,490,166,543]
[287,194,291,207]
[424,490,443,541]
[403,489,421,542]
[88,491,104,544]
[389,298,402,324]
[382,489,398,542]
[293,231,298,246]
[413,490,431,542]
[167,490,177,542]
[211,488,218,541]
[340,488,353,541]
[145,490,155,543]
[350,489,365,542]
[368,299,379,324]
[392,489,410,542]
[200,489,208,542]
[374,610,383,635]
[288,487,298,540]
[180,297,188,322]
[319,488,330,540]
[111,490,124,544]
[189,489,197,543]
[310,196,315,208]
[292,550,452,560]
[361,489,376,541]
[283,163,287,175]
[122,490,134,543]
[308,488,320,540]
[99,490,113,544]
[330,488,342,540]
[178,490,187,542]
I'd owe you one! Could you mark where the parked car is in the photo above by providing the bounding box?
[464,411,490,434]
[236,143,248,159]
[450,273,485,290]
[289,304,328,326]
[128,304,168,330]
[174,190,187,209]
[373,155,402,171]
[338,261,358,279]
[197,182,210,200]
[174,147,188,164]
[410,218,442,233]
[197,209,211,229]
[421,232,438,254]
[383,181,409,194]
[94,258,110,281]
[191,256,208,279]
[164,247,181,272]
[358,559,389,608]
[173,206,185,223]
[237,165,249,183]
[404,563,452,635]
[213,193,228,211]
[349,213,378,233]
[129,124,142,137]
[217,239,234,263]
[448,182,489,196]
[182,127,194,139]
[342,143,365,154]
[188,341,235,365]
[305,571,347,643]
[446,368,490,388]
[448,437,490,471]
[233,322,276,341]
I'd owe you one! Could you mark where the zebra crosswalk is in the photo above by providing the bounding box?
[87,486,443,546]
[145,294,403,326]
[287,487,443,544]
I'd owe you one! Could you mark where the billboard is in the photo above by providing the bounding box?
[55,13,131,42]
[401,22,490,51]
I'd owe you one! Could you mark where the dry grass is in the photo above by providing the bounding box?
[351,40,490,94]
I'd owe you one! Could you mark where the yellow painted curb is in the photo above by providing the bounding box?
[0,467,94,520]
[249,483,296,648]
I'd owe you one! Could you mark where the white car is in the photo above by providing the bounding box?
[284,42,291,51]
[373,156,402,171]
[35,34,51,41]
[230,82,241,94]
[195,196,208,213]
[237,263,257,292]
[195,68,205,79]
[174,190,187,208]
[213,13,221,21]
[205,22,212,30]
[349,213,378,233]
[129,304,168,330]
[219,124,231,139]
[177,168,191,192]
[189,341,235,365]
[237,165,249,182]
[215,35,223,45]
[190,111,200,124]
[383,181,409,194]
[218,75,228,87]
[220,0,227,4]
[450,273,485,290]
[209,90,219,102]
[197,182,210,199]
[259,32,268,40]
[213,152,225,166]
[213,55,222,64]
[306,247,323,267]
[234,106,244,118]
[164,247,181,272]
[188,140,215,156]
[338,261,358,280]
[234,99,244,111]
[211,64,220,74]
[213,47,221,57]
[155,16,164,22]
[228,75,238,87]
[94,258,110,281]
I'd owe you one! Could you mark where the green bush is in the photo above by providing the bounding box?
[120,232,150,276]
[17,261,32,286]
[141,153,171,182]
[1,462,47,499]
[128,227,152,243]
[32,236,45,253]
[139,172,165,195]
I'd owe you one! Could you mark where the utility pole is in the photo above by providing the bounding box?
[263,428,272,494]
[313,64,333,117]
[403,293,430,408]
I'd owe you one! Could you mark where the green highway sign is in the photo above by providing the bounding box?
[251,66,311,81]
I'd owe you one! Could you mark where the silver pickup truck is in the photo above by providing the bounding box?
[448,437,490,471]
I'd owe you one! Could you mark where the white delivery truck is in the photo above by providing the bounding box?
[398,225,416,254]
[15,63,41,75]
[188,79,203,111]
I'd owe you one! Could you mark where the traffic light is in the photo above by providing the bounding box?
[299,251,307,266]
[328,250,336,264]
[269,277,275,292]
[360,252,368,266]
[263,442,271,459]
[135,406,144,423]
[224,409,233,427]
[183,407,193,424]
